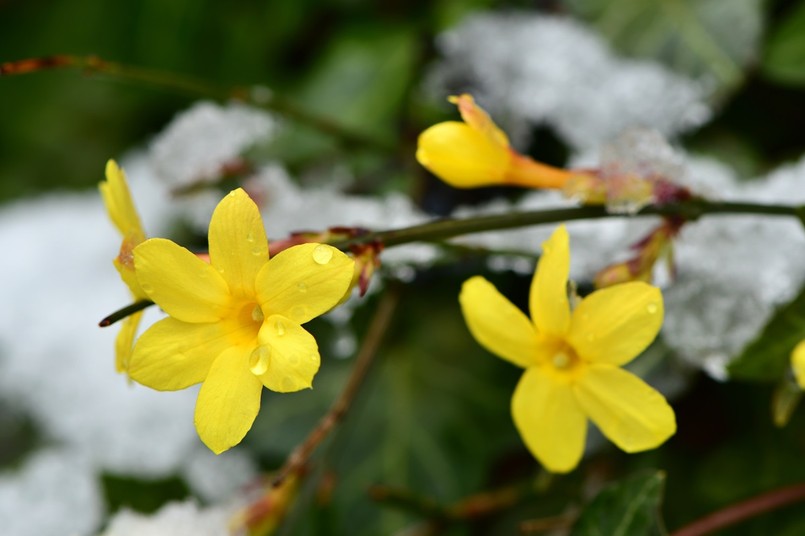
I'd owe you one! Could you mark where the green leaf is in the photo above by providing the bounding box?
[762,0,805,86]
[565,0,762,93]
[728,284,805,381]
[571,471,667,536]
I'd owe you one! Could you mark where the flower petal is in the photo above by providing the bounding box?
[512,367,587,473]
[459,276,540,368]
[530,225,571,337]
[129,317,239,390]
[194,346,263,454]
[208,189,268,298]
[257,315,320,393]
[114,311,143,374]
[256,243,354,324]
[134,238,231,323]
[416,122,510,188]
[449,94,510,147]
[792,340,805,389]
[574,364,676,453]
[99,160,145,241]
[568,282,662,366]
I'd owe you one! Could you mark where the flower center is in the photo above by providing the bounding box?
[546,342,582,377]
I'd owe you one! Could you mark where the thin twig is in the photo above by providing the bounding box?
[670,482,805,536]
[1,55,392,151]
[271,286,402,487]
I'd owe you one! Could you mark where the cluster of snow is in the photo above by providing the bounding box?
[428,13,712,150]
[100,500,234,536]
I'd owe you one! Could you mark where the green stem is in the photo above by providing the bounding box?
[329,200,804,250]
[1,55,391,151]
[98,300,153,327]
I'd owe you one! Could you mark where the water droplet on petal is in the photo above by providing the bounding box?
[249,346,271,375]
[282,377,295,391]
[289,354,300,365]
[274,319,286,336]
[251,305,264,322]
[252,246,264,257]
[296,282,308,293]
[140,283,153,293]
[308,353,318,363]
[312,245,333,265]
[647,302,659,314]
[217,267,225,275]
[290,305,308,322]
[246,232,255,243]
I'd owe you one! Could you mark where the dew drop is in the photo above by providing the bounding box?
[252,246,264,257]
[251,305,264,323]
[140,283,153,293]
[646,302,659,314]
[308,353,318,363]
[274,319,286,336]
[281,377,295,391]
[296,282,308,293]
[246,232,255,243]
[217,267,225,275]
[249,346,271,375]
[312,245,333,265]
[290,305,308,322]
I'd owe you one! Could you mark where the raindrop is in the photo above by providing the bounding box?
[251,305,264,323]
[308,353,318,363]
[281,377,295,391]
[252,246,264,257]
[290,305,308,322]
[274,319,286,336]
[140,283,153,293]
[296,282,308,293]
[646,302,659,314]
[312,245,333,265]
[246,232,255,243]
[249,346,271,375]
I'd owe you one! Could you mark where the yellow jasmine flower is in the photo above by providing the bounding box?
[792,340,805,388]
[99,160,148,373]
[416,94,574,189]
[128,188,355,454]
[459,225,676,473]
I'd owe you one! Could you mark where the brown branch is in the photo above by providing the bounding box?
[271,286,401,487]
[670,482,805,536]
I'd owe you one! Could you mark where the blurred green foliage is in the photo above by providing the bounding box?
[5,0,805,534]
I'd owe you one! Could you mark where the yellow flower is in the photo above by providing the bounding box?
[459,225,676,473]
[99,160,148,373]
[792,340,805,388]
[416,94,573,189]
[128,188,355,454]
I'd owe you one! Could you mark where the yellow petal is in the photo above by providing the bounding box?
[792,340,805,389]
[129,317,236,390]
[114,311,143,373]
[459,276,540,368]
[568,282,663,366]
[449,94,510,148]
[512,367,587,473]
[134,238,231,323]
[530,225,571,337]
[114,257,146,300]
[208,189,269,298]
[574,364,676,453]
[257,315,320,393]
[194,346,263,454]
[256,243,354,324]
[99,159,145,241]
[416,122,510,188]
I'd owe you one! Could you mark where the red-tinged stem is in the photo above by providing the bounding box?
[670,483,805,536]
[270,286,401,487]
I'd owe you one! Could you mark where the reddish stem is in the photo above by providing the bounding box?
[670,483,805,536]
